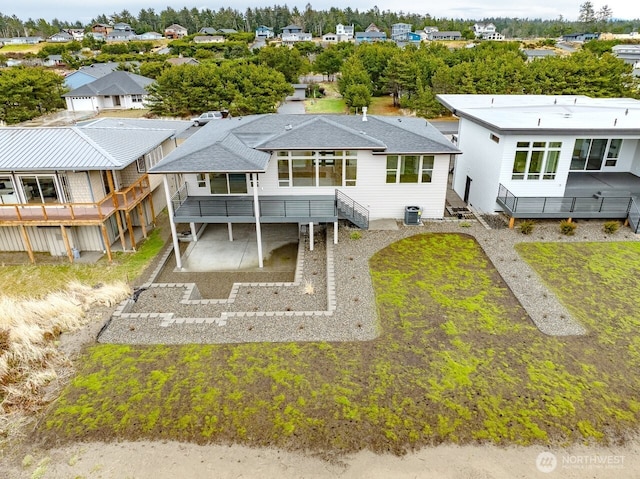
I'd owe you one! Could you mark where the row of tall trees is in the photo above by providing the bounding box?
[322,41,640,116]
[2,4,639,39]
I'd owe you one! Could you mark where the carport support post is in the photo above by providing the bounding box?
[309,222,314,251]
[190,222,198,242]
[252,173,263,268]
[334,221,338,244]
[227,223,233,242]
[163,175,182,269]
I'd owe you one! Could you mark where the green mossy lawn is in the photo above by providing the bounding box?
[39,234,640,456]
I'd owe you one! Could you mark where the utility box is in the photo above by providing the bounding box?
[404,206,422,225]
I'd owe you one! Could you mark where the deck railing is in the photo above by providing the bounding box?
[628,197,640,233]
[335,189,369,229]
[114,175,151,210]
[496,184,633,219]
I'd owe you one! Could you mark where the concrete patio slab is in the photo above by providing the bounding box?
[179,223,298,272]
[369,218,399,230]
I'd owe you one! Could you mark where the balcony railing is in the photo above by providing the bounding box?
[0,175,152,225]
[496,184,633,220]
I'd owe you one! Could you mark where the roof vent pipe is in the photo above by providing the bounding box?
[362,106,368,121]
[614,118,618,126]
[626,109,629,116]
[538,118,541,126]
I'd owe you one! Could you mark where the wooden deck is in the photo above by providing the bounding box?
[0,176,151,226]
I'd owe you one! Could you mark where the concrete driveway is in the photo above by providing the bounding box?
[277,100,305,114]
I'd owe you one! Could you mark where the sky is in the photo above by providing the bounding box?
[3,0,640,24]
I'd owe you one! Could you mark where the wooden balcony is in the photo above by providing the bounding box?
[0,175,151,226]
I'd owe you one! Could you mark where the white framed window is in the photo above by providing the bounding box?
[386,155,434,183]
[136,156,146,173]
[512,141,562,180]
[196,173,206,188]
[277,151,357,187]
[131,94,144,103]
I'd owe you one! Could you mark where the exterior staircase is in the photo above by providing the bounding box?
[336,189,369,229]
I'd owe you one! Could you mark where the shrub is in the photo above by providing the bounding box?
[560,220,577,235]
[603,221,620,235]
[518,220,535,235]
[350,231,362,240]
[460,221,472,228]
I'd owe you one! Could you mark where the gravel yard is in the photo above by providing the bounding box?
[99,216,640,345]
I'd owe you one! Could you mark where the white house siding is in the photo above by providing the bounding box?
[497,134,571,200]
[181,151,450,220]
[456,119,640,213]
[453,120,505,213]
[264,151,450,219]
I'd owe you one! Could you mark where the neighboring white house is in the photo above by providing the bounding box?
[0,118,191,261]
[255,25,274,39]
[164,24,188,39]
[437,94,640,228]
[281,25,312,44]
[336,23,354,41]
[63,70,154,112]
[473,23,497,38]
[150,113,461,268]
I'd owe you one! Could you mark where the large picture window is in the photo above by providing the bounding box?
[571,138,622,170]
[511,141,562,180]
[386,155,434,184]
[19,175,61,203]
[278,151,357,187]
[209,173,247,194]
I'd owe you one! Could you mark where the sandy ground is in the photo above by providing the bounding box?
[4,439,638,478]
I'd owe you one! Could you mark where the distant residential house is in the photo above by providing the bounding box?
[391,23,413,42]
[218,28,238,35]
[437,94,640,230]
[365,23,381,33]
[193,35,225,44]
[355,31,387,45]
[427,31,462,41]
[522,49,557,61]
[255,25,274,39]
[166,57,200,66]
[473,23,496,38]
[322,33,338,43]
[164,24,188,39]
[43,55,66,67]
[113,22,133,32]
[63,70,153,112]
[67,29,85,41]
[149,113,461,268]
[483,32,505,41]
[106,30,136,42]
[137,31,163,40]
[281,25,312,44]
[336,23,354,41]
[611,44,640,66]
[424,26,439,34]
[0,36,43,45]
[92,24,113,35]
[86,32,106,42]
[0,118,191,262]
[48,31,74,43]
[199,27,218,35]
[561,32,599,42]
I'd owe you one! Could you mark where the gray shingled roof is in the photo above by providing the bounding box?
[150,114,460,174]
[0,120,188,171]
[63,71,153,97]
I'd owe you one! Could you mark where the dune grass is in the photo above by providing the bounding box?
[38,234,640,456]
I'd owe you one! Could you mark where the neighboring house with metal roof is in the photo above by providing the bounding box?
[437,94,640,230]
[48,31,74,43]
[63,71,154,112]
[149,113,460,268]
[0,118,191,262]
